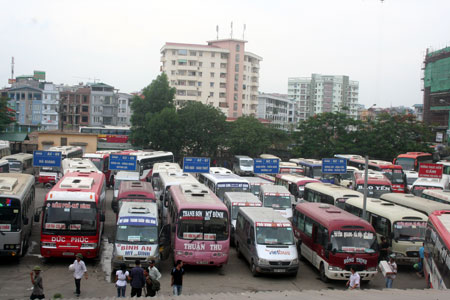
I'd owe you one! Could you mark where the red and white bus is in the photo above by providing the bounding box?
[275,174,320,201]
[82,152,114,187]
[292,202,378,283]
[393,152,433,172]
[37,171,106,259]
[38,146,83,187]
[112,181,156,214]
[352,171,392,199]
[424,210,450,289]
[166,183,229,266]
[131,151,174,182]
[79,126,131,150]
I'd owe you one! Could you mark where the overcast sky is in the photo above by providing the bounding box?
[1,0,449,108]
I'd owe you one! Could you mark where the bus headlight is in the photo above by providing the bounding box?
[328,265,343,271]
[41,242,56,249]
[258,258,269,265]
[80,243,97,249]
[115,255,124,261]
[291,258,298,265]
[4,244,20,250]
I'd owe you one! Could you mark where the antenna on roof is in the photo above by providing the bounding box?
[243,24,246,40]
[230,21,233,39]
[216,25,219,40]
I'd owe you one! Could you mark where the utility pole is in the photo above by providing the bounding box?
[363,155,368,220]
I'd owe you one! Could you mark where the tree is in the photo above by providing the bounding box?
[0,96,15,132]
[130,73,175,147]
[227,116,272,157]
[178,102,227,157]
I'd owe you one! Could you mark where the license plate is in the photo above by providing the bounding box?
[63,252,75,256]
[196,261,208,265]
[274,269,285,273]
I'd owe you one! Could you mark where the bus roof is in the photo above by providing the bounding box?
[422,189,450,202]
[170,183,226,211]
[117,202,158,225]
[305,182,364,198]
[62,158,100,174]
[397,152,432,159]
[412,177,449,189]
[235,155,252,160]
[224,192,261,205]
[428,210,450,249]
[294,158,322,167]
[275,174,320,185]
[201,173,249,184]
[159,172,199,188]
[48,146,82,154]
[2,153,33,161]
[334,154,364,160]
[295,202,375,232]
[118,181,155,200]
[260,184,290,195]
[130,150,173,160]
[242,176,273,185]
[83,153,109,159]
[152,162,181,174]
[0,173,34,199]
[353,171,391,185]
[0,159,8,167]
[344,198,427,222]
[48,171,105,202]
[238,207,291,225]
[259,154,281,160]
[115,171,140,181]
[380,193,450,216]
[209,167,233,175]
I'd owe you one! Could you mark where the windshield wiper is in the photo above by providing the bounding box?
[189,234,202,243]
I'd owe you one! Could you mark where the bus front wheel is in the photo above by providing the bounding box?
[251,260,259,277]
[320,263,329,283]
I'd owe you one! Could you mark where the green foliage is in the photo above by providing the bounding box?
[147,108,184,158]
[227,116,272,157]
[130,73,175,147]
[0,96,15,132]
[177,102,227,157]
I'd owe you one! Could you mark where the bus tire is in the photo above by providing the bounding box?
[297,243,304,261]
[427,276,431,289]
[236,243,242,259]
[44,183,53,189]
[320,263,329,283]
[251,260,259,277]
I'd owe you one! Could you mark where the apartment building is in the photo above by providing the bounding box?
[89,83,116,126]
[41,83,60,130]
[257,93,295,131]
[288,74,359,122]
[160,39,262,118]
[59,85,91,130]
[116,92,133,126]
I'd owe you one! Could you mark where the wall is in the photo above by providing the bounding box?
[37,132,98,153]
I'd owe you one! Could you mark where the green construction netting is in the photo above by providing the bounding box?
[424,48,450,93]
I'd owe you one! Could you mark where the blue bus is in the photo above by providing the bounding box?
[289,158,336,184]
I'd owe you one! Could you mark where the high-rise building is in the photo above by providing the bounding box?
[41,83,60,130]
[59,85,91,130]
[116,92,133,126]
[257,93,295,131]
[89,83,117,126]
[288,74,359,122]
[160,39,262,118]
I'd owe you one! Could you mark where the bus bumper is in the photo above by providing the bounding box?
[255,263,299,275]
[40,248,99,259]
[0,250,20,257]
[112,257,161,270]
[174,251,228,266]
[38,176,56,184]
[327,269,377,281]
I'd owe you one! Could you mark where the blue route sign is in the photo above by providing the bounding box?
[183,157,210,173]
[253,158,280,174]
[33,151,62,168]
[322,158,347,174]
[109,154,137,171]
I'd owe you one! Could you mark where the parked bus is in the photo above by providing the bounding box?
[424,210,450,289]
[61,158,100,175]
[342,198,427,265]
[293,202,378,282]
[259,184,294,219]
[421,189,450,205]
[112,181,156,214]
[242,176,273,196]
[380,193,450,216]
[38,146,83,187]
[259,154,281,161]
[0,160,9,173]
[112,202,161,270]
[79,125,131,150]
[167,183,229,266]
[0,173,35,257]
[0,140,11,158]
[233,155,254,176]
[275,174,320,202]
[209,167,233,175]
[393,152,433,172]
[3,153,34,174]
[130,151,174,182]
[303,182,363,209]
[36,171,106,259]
[151,162,182,200]
[352,170,392,199]
[279,162,304,175]
[235,207,299,276]
[290,158,335,184]
[83,152,114,187]
[198,172,250,201]
[113,171,140,202]
[405,170,419,192]
[411,177,449,197]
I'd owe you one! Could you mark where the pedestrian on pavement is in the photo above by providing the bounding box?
[71,253,88,297]
[144,260,162,297]
[171,260,185,296]
[385,254,398,288]
[115,263,130,298]
[416,243,425,277]
[129,259,145,297]
[30,265,45,300]
[346,267,360,290]
[379,236,390,262]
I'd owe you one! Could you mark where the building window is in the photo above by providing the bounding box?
[236,44,240,52]
[234,83,238,91]
[172,60,176,65]
[178,49,187,55]
[210,82,214,87]
[235,74,239,82]
[211,52,215,57]
[60,137,67,146]
[82,106,88,112]
[198,82,202,87]
[235,54,240,62]
[210,72,214,78]
[235,64,239,72]
[199,62,203,67]
[82,116,88,122]
[199,51,203,56]
[211,62,215,68]
[190,51,197,56]
[233,103,238,110]
[209,92,214,97]
[234,94,238,101]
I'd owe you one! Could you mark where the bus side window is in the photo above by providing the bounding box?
[315,225,328,247]
[249,226,255,245]
[289,183,297,197]
[198,175,205,184]
[236,214,244,231]
[304,217,313,237]
[371,215,390,237]
[292,210,298,227]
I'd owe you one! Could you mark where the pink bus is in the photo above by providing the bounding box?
[167,183,229,266]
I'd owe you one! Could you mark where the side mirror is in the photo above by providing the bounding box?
[100,214,106,222]
[23,217,29,225]
[327,242,332,251]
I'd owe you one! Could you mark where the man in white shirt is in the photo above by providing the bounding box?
[71,253,88,297]
[346,267,360,290]
[386,255,398,288]
[145,260,162,297]
[148,260,162,281]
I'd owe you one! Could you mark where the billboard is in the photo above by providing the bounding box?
[33,70,46,81]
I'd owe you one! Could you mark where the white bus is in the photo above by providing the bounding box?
[0,160,9,173]
[380,193,450,216]
[151,162,182,199]
[38,146,83,187]
[0,173,35,257]
[48,146,83,159]
[343,198,427,265]
[198,172,250,201]
[0,140,11,158]
[303,182,363,209]
[209,167,233,175]
[61,158,100,175]
[3,153,34,174]
[421,189,450,205]
[130,150,174,182]
[411,177,449,196]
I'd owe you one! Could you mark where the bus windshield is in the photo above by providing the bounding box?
[89,158,104,171]
[216,183,249,200]
[256,226,294,245]
[340,171,354,180]
[383,169,404,184]
[331,230,377,253]
[8,161,22,171]
[356,185,391,198]
[396,158,415,171]
[240,160,253,167]
[393,221,426,242]
[250,185,261,196]
[263,195,291,209]
[116,225,158,244]
[43,201,97,235]
[178,209,229,241]
[0,198,20,230]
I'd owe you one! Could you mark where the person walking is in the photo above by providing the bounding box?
[145,260,162,297]
[379,236,390,262]
[129,259,145,297]
[71,253,88,297]
[30,266,45,300]
[346,267,360,290]
[115,263,130,298]
[385,254,398,288]
[416,243,425,277]
[171,260,185,296]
